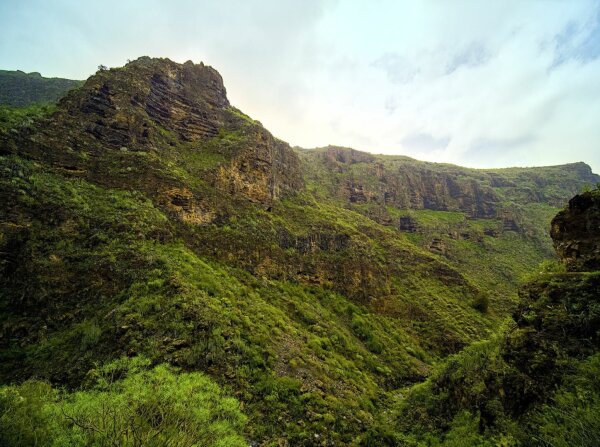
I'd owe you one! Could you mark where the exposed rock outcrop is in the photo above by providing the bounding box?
[398,216,419,233]
[303,147,501,218]
[4,57,303,214]
[53,58,230,151]
[298,146,600,219]
[551,190,600,272]
[278,230,350,254]
[428,238,446,255]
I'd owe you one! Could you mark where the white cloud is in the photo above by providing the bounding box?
[256,0,600,172]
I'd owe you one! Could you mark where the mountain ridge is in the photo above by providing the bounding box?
[1,56,599,445]
[3,60,597,179]
[299,144,596,173]
[0,69,83,107]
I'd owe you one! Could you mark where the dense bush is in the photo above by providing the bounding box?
[533,354,600,446]
[0,357,247,447]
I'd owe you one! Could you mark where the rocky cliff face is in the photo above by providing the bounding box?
[298,146,600,219]
[317,146,498,217]
[2,57,302,213]
[75,58,229,145]
[16,58,229,153]
[551,190,600,271]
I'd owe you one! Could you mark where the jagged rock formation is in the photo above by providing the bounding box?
[60,57,229,148]
[551,190,600,271]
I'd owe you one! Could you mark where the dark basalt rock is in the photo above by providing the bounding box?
[278,230,350,254]
[551,191,600,272]
[398,216,419,232]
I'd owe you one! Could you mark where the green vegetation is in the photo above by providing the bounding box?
[533,354,600,446]
[0,357,246,446]
[0,149,497,443]
[360,273,600,446]
[0,70,82,107]
[0,103,57,134]
[1,59,599,445]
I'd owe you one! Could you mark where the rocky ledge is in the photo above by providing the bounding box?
[551,190,600,272]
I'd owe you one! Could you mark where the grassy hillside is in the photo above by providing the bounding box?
[0,151,491,443]
[364,270,600,446]
[0,58,598,445]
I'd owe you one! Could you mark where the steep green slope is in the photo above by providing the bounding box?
[0,57,598,445]
[0,70,83,107]
[365,190,600,446]
[0,153,486,443]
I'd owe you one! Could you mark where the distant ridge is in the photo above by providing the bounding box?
[0,69,83,107]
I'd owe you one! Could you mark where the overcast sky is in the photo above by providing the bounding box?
[2,0,599,172]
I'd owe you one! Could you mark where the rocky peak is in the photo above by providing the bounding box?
[2,57,303,212]
[128,56,229,108]
[565,161,597,179]
[551,190,600,271]
[55,57,230,148]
